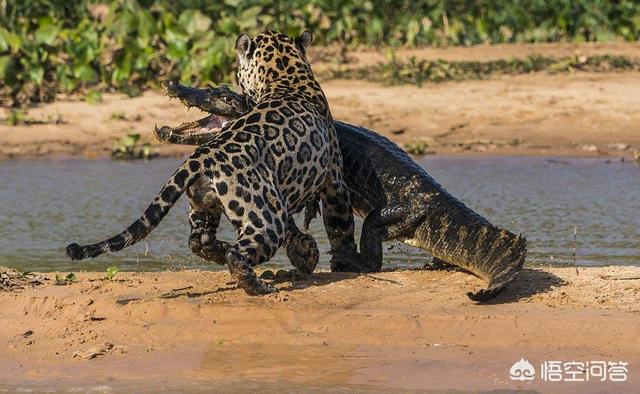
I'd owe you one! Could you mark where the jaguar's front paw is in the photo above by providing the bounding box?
[286,232,319,275]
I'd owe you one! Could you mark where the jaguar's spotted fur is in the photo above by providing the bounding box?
[66,30,362,295]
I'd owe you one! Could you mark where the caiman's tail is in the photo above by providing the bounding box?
[66,161,200,261]
[412,197,527,302]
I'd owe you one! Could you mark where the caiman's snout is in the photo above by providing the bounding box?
[157,80,251,143]
[163,80,210,107]
[162,80,249,118]
[162,79,184,98]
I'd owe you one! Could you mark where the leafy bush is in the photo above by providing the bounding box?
[1,0,639,106]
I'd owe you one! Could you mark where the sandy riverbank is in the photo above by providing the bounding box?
[1,43,639,160]
[2,266,639,392]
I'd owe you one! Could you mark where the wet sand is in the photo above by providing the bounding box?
[1,43,639,160]
[2,266,640,392]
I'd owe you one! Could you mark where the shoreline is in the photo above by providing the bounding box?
[0,150,635,162]
[2,48,639,161]
[2,266,639,392]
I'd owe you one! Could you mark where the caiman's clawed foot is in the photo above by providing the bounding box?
[285,231,319,276]
[330,249,370,273]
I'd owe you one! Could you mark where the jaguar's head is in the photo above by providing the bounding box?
[235,30,314,101]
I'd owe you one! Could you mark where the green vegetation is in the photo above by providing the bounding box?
[105,266,120,281]
[4,108,64,125]
[326,53,640,85]
[55,272,77,285]
[403,140,432,155]
[110,111,141,121]
[111,133,155,160]
[1,1,640,106]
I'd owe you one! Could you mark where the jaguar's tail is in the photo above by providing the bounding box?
[65,160,200,261]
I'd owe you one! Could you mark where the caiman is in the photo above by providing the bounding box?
[155,81,527,301]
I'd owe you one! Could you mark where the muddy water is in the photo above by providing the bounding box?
[0,156,637,272]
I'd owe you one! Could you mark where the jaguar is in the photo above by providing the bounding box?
[66,30,363,295]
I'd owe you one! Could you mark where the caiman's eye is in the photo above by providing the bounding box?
[222,96,233,103]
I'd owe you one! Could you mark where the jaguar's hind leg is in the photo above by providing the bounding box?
[219,166,289,295]
[187,205,230,265]
[226,213,288,295]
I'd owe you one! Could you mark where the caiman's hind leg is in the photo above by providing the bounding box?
[360,199,428,272]
[187,204,230,265]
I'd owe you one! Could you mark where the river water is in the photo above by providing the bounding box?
[1,156,638,272]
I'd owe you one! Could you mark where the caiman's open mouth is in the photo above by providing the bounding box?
[155,80,250,145]
[171,113,227,134]
[156,80,236,139]
[154,112,229,143]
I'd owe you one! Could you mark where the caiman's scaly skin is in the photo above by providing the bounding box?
[155,82,527,301]
[328,122,527,300]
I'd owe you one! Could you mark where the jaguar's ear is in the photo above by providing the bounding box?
[235,33,253,61]
[295,30,313,52]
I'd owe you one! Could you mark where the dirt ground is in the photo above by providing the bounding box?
[1,42,639,160]
[1,266,639,392]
